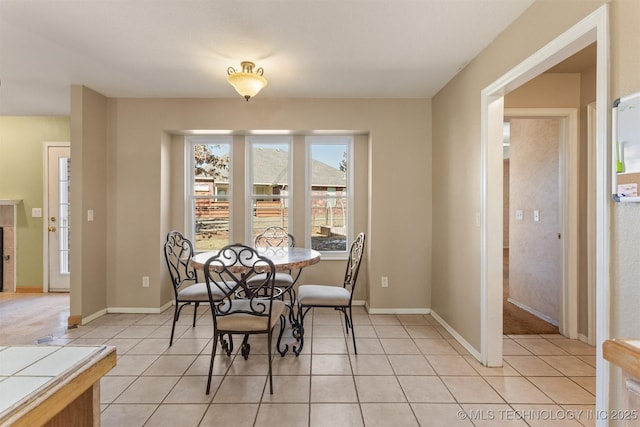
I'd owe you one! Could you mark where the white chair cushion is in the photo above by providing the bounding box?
[178,282,231,302]
[246,272,294,287]
[216,300,286,332]
[297,284,351,307]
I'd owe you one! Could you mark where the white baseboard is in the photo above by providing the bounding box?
[82,308,107,325]
[108,301,173,314]
[364,302,430,315]
[430,310,482,361]
[507,297,559,326]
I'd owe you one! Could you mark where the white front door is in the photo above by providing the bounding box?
[47,145,70,292]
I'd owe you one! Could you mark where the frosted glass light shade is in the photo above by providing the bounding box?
[227,61,268,101]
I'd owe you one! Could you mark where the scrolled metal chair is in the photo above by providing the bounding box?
[203,243,286,394]
[250,226,300,326]
[164,231,227,346]
[250,226,298,287]
[294,232,366,356]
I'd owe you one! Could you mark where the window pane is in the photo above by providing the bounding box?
[194,197,229,251]
[251,196,290,242]
[251,143,289,190]
[193,142,230,251]
[310,196,348,251]
[311,144,348,189]
[58,157,71,274]
[309,139,349,252]
[249,139,291,239]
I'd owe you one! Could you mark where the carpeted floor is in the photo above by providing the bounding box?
[503,249,559,335]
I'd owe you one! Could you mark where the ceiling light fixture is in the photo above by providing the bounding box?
[227,61,267,101]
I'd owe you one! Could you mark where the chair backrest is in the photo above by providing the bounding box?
[254,226,295,248]
[203,244,278,322]
[344,232,366,294]
[164,231,199,294]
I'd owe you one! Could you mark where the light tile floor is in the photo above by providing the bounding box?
[51,306,596,426]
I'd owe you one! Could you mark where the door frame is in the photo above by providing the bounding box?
[504,108,579,339]
[480,3,609,417]
[587,101,597,346]
[43,141,71,293]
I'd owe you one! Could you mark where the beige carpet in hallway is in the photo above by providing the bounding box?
[503,249,559,335]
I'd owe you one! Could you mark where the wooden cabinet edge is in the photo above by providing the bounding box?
[604,339,640,379]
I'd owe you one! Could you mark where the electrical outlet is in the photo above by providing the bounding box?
[381,276,389,288]
[142,276,149,288]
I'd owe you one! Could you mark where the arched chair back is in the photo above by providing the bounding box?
[203,243,286,394]
[343,232,366,297]
[164,231,207,346]
[251,227,298,321]
[165,231,198,294]
[254,226,295,248]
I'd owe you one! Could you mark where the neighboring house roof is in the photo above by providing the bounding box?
[310,158,346,188]
[197,147,346,188]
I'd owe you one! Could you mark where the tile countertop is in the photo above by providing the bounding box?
[0,345,116,425]
[603,339,640,378]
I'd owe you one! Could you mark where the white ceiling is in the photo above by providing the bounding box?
[0,0,535,116]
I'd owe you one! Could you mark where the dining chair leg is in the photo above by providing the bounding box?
[192,302,199,327]
[348,306,357,354]
[207,332,219,395]
[267,330,274,394]
[169,304,179,346]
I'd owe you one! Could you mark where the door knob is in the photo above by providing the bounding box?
[48,226,57,232]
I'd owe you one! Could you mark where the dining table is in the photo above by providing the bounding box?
[191,246,321,355]
[191,246,321,276]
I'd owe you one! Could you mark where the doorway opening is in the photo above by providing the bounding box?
[503,117,562,335]
[502,111,579,336]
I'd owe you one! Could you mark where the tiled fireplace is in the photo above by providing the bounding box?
[0,200,19,292]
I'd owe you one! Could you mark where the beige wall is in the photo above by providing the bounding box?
[70,86,109,319]
[0,117,70,289]
[506,73,582,108]
[71,98,431,315]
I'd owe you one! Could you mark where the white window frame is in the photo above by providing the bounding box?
[186,135,233,251]
[306,135,354,260]
[245,135,293,243]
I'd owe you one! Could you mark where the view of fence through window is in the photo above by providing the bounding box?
[191,137,351,252]
[249,141,291,243]
[193,143,230,251]
[309,140,349,252]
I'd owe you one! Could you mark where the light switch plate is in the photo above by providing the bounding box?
[515,210,523,221]
[31,208,42,218]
